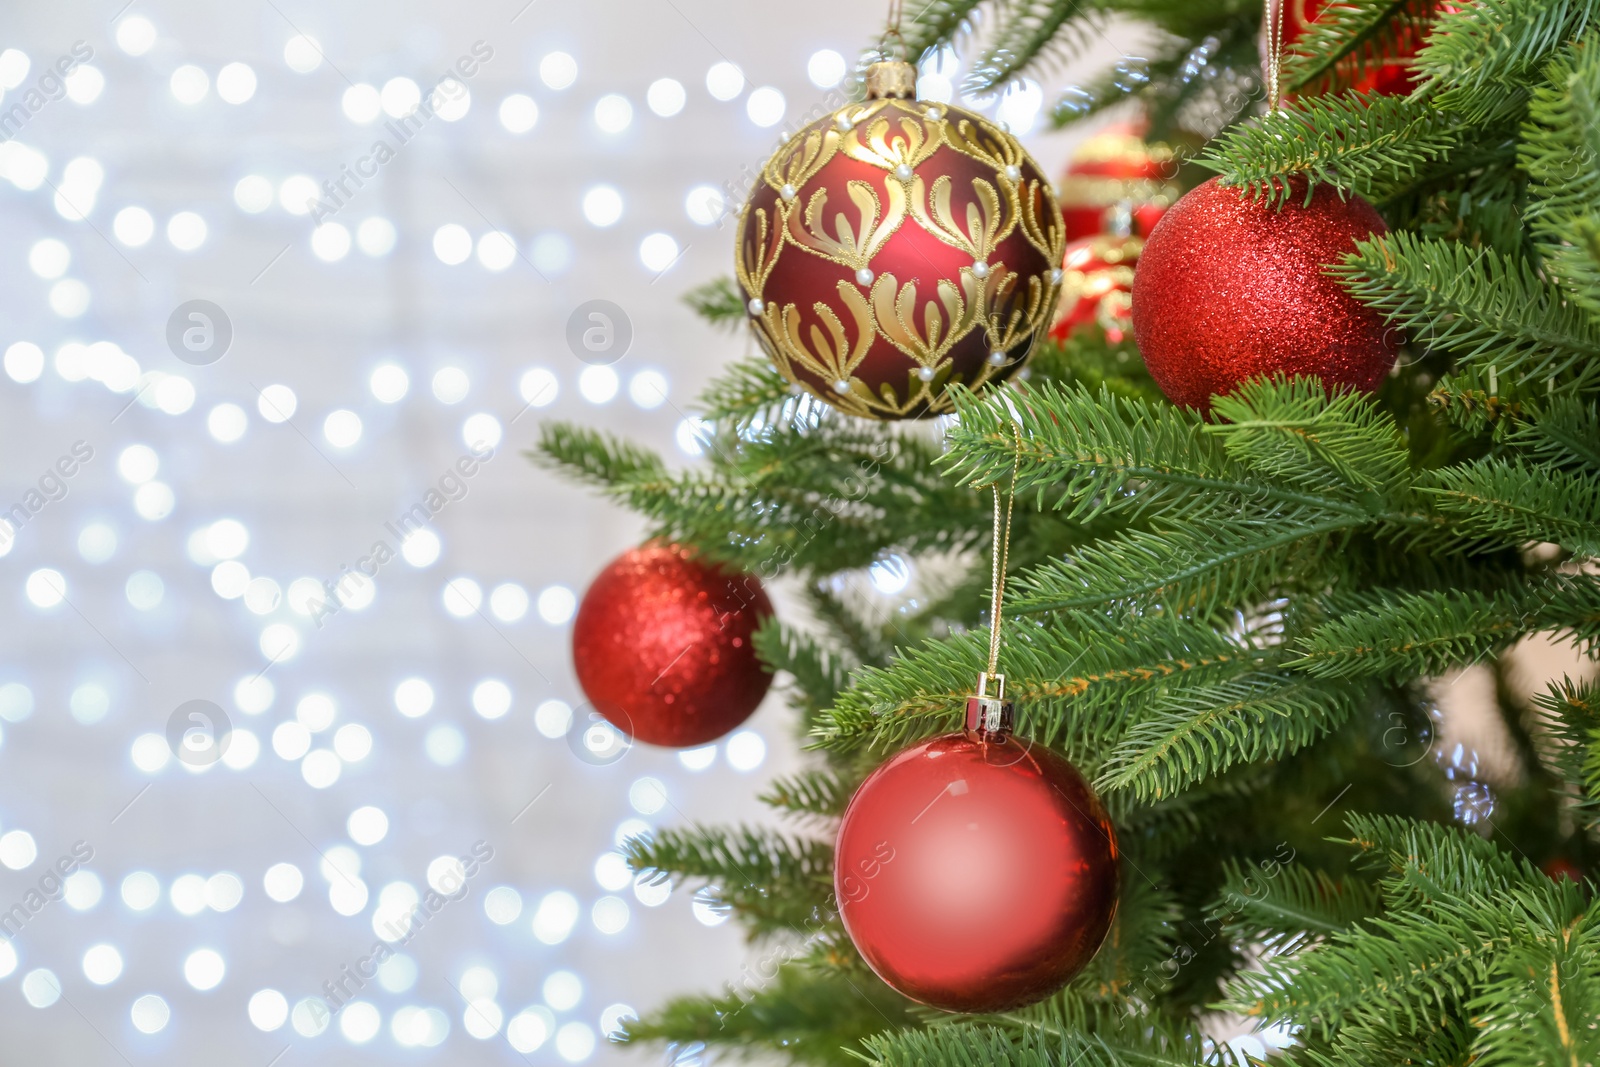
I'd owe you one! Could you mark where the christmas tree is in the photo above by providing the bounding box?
[536,0,1600,1062]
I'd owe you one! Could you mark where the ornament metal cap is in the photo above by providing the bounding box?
[966,672,1013,741]
[864,59,917,100]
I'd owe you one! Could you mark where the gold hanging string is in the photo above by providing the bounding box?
[984,425,1022,681]
[883,0,906,60]
[1264,0,1286,112]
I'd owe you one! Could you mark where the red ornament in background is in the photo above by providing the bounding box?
[736,60,1064,420]
[1543,857,1584,883]
[1265,0,1427,97]
[572,543,773,748]
[1131,177,1398,412]
[834,699,1119,1013]
[1049,234,1142,343]
[1058,123,1179,242]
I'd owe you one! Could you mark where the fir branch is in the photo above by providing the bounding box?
[1284,1016,1478,1067]
[1280,0,1440,94]
[754,618,854,727]
[684,275,750,330]
[624,965,918,1067]
[896,0,987,64]
[760,769,857,820]
[1208,377,1412,499]
[1414,0,1594,122]
[1291,578,1600,680]
[1421,457,1600,556]
[1099,674,1364,801]
[1212,860,1382,953]
[625,826,835,936]
[1333,232,1600,389]
[1507,396,1600,471]
[1425,365,1532,436]
[813,611,1262,754]
[696,356,801,428]
[965,2,1108,93]
[944,382,1364,522]
[804,585,895,666]
[1224,902,1523,1037]
[1469,908,1600,1067]
[530,422,667,489]
[1339,813,1544,905]
[1198,94,1459,205]
[854,1017,1230,1067]
[1520,30,1600,321]
[1011,510,1366,616]
[1531,677,1600,828]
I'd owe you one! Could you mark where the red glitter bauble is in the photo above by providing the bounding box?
[736,61,1063,420]
[835,729,1119,1013]
[1131,177,1397,412]
[1058,123,1179,242]
[1049,234,1141,343]
[1267,0,1428,96]
[572,543,773,748]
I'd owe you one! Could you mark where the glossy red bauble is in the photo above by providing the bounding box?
[736,62,1063,420]
[572,543,773,748]
[1131,177,1397,412]
[1049,235,1141,343]
[834,730,1119,1013]
[1058,123,1179,242]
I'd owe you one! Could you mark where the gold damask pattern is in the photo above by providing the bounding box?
[735,72,1065,420]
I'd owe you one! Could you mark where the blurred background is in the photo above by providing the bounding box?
[0,0,1146,1061]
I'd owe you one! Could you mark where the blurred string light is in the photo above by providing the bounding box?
[705,61,744,100]
[639,232,679,273]
[539,51,577,90]
[594,93,632,133]
[647,78,685,116]
[746,86,785,126]
[500,93,538,132]
[116,17,157,55]
[581,185,623,228]
[0,33,881,1059]
[808,49,847,88]
[577,365,618,404]
[685,184,725,227]
[431,366,469,403]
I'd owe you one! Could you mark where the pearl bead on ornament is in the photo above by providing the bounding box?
[832,379,851,394]
[779,184,797,201]
[972,260,990,278]
[747,298,765,315]
[1050,268,1063,284]
[926,107,943,120]
[893,164,913,181]
[1004,165,1021,181]
[918,367,935,381]
[856,267,875,286]
[988,350,1007,365]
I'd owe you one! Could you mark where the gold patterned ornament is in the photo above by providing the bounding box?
[734,59,1065,420]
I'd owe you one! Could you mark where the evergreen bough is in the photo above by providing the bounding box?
[533,3,1600,1062]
